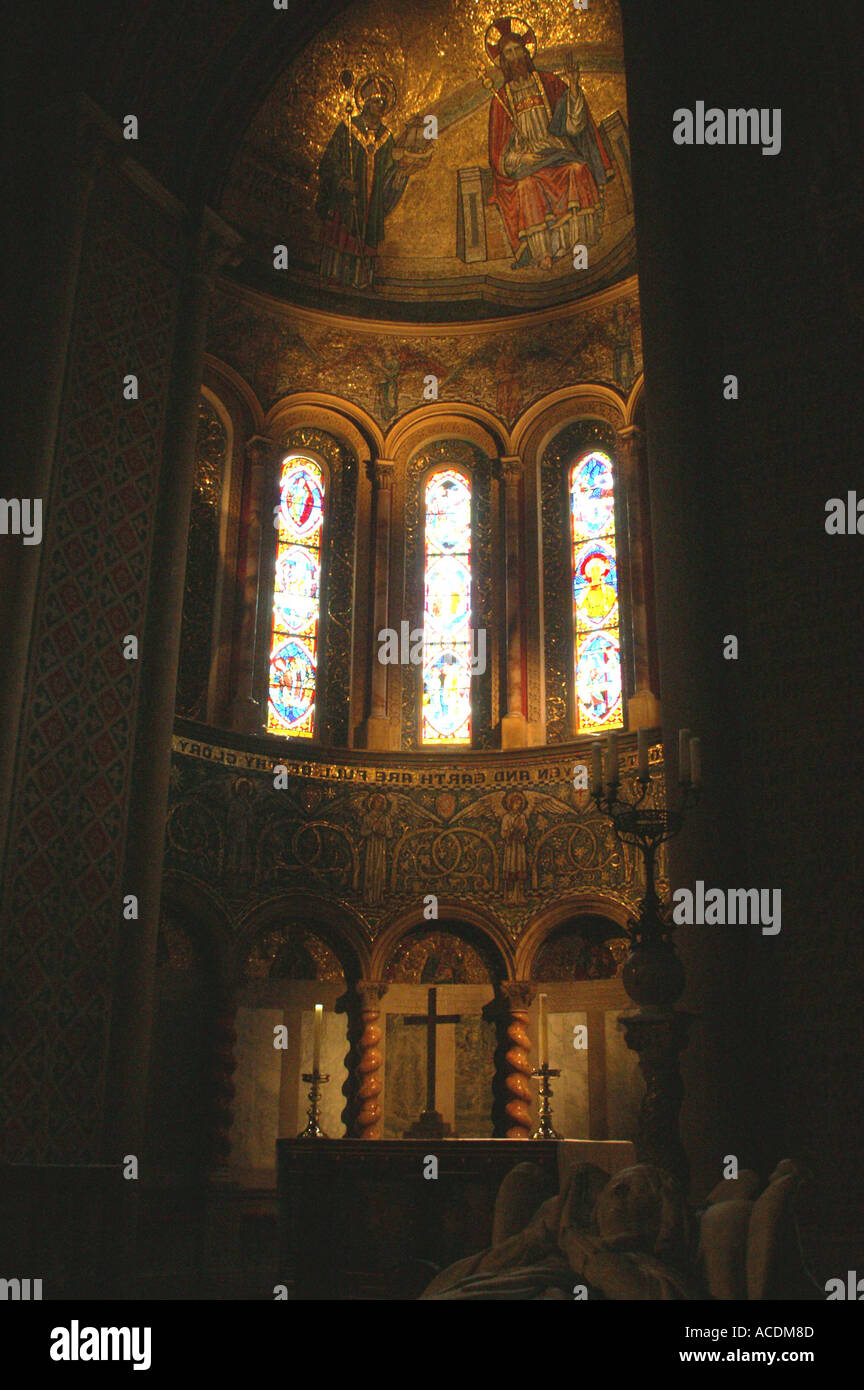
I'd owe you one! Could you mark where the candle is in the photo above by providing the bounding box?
[590,740,603,794]
[538,994,549,1067]
[312,1003,323,1073]
[678,728,691,784]
[637,727,649,781]
[690,736,702,787]
[606,731,619,788]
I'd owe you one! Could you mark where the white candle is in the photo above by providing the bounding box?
[606,731,619,787]
[637,727,649,781]
[312,1003,323,1072]
[678,728,691,784]
[590,740,603,794]
[538,993,549,1067]
[690,736,702,787]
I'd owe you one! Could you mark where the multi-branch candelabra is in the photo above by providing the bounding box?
[589,728,702,1187]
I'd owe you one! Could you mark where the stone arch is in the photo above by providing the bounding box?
[370,900,515,980]
[510,383,628,466]
[384,402,508,468]
[514,892,633,978]
[264,392,382,464]
[237,891,371,983]
[159,870,237,986]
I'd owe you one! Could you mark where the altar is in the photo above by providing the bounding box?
[278,1137,634,1299]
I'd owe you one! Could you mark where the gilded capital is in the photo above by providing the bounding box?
[373,460,396,489]
[500,454,523,487]
[500,980,536,1012]
[356,979,389,1011]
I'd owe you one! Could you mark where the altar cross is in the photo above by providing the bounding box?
[404,986,461,1115]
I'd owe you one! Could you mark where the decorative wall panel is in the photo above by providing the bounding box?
[0,169,183,1162]
[166,728,665,953]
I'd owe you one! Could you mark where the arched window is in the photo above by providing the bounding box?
[267,454,324,738]
[422,468,472,746]
[570,449,623,733]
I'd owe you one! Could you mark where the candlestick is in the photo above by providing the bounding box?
[690,737,702,787]
[590,740,603,795]
[297,1070,330,1140]
[637,728,649,781]
[678,728,691,783]
[538,993,549,1067]
[312,1003,323,1073]
[530,1064,562,1140]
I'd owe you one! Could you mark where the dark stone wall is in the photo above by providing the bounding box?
[621,0,864,1258]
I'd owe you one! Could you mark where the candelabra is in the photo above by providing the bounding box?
[590,732,701,1187]
[297,1070,330,1140]
[530,1063,562,1140]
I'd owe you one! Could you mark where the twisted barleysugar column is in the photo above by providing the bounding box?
[353,980,388,1139]
[500,982,536,1139]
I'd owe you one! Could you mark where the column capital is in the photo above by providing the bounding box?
[372,459,396,488]
[500,454,524,486]
[615,425,644,471]
[356,979,389,1009]
[500,980,536,1011]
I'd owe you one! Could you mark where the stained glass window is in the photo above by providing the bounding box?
[267,455,324,738]
[570,450,623,733]
[422,469,472,745]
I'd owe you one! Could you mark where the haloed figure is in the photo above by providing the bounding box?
[483,18,614,270]
[316,74,430,289]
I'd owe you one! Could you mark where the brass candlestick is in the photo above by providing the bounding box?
[530,1063,562,1140]
[297,1070,330,1139]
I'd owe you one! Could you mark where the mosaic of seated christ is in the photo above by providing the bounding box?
[219,0,633,316]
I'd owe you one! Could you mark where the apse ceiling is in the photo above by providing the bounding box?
[218,0,635,322]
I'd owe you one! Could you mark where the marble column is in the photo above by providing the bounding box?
[103,210,242,1164]
[616,425,662,731]
[231,435,281,732]
[499,982,535,1139]
[354,981,388,1139]
[362,460,395,750]
[500,455,528,747]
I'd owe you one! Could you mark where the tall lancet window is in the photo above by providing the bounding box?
[267,454,324,738]
[422,469,472,746]
[570,450,623,733]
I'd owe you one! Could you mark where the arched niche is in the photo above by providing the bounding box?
[231,898,367,1158]
[382,919,506,984]
[517,901,640,1146]
[375,918,506,1139]
[528,914,629,982]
